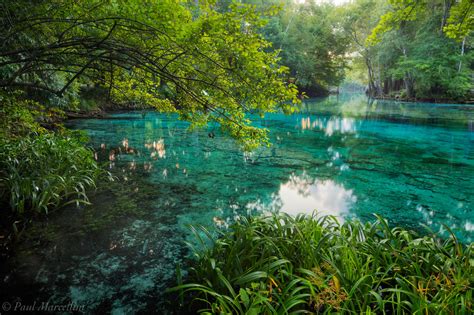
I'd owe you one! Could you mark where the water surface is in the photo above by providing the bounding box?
[1,94,473,313]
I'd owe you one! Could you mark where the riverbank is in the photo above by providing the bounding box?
[370,94,474,105]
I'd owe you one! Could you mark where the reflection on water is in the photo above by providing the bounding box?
[301,116,357,136]
[465,221,474,232]
[248,173,356,221]
[324,117,356,136]
[145,139,166,159]
[1,94,473,313]
[278,174,356,219]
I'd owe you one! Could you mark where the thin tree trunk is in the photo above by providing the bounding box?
[458,37,466,72]
[401,46,414,98]
[441,0,454,32]
[376,61,382,96]
[366,58,376,96]
[404,75,414,99]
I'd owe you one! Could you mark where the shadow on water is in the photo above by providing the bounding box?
[1,94,473,313]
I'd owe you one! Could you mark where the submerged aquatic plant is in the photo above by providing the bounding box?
[171,213,473,314]
[0,132,103,215]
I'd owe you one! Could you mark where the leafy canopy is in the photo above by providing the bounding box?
[368,0,473,44]
[262,1,349,94]
[358,0,473,100]
[0,0,300,150]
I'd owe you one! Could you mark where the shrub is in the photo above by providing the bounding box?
[172,213,473,314]
[0,95,45,138]
[0,132,102,215]
[0,93,67,138]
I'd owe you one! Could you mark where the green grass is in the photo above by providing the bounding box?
[171,213,473,314]
[0,132,103,215]
[0,94,105,216]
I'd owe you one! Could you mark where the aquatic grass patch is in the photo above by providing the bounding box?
[0,132,103,215]
[172,213,473,314]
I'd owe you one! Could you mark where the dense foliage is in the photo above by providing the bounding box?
[358,0,473,100]
[0,0,302,224]
[262,1,349,95]
[0,96,102,216]
[0,1,472,312]
[217,0,350,95]
[0,0,300,150]
[0,132,101,215]
[221,0,472,100]
[173,213,473,314]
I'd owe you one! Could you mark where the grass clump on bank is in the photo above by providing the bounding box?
[0,132,102,215]
[0,95,104,222]
[173,213,473,314]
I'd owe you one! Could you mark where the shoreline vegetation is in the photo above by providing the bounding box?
[172,213,473,314]
[371,95,474,105]
[62,92,474,123]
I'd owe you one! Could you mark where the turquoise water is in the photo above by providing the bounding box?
[1,94,473,313]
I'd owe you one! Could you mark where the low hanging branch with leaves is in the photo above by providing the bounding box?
[0,0,300,150]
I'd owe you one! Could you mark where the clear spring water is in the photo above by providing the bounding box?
[1,94,473,313]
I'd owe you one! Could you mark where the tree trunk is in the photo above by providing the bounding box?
[458,37,466,72]
[441,0,454,32]
[365,50,381,98]
[401,46,414,98]
[404,74,414,99]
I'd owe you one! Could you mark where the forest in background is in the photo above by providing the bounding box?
[241,0,473,101]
